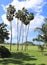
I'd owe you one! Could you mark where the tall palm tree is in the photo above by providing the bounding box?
[6,5,16,51]
[19,7,29,51]
[16,9,26,51]
[25,13,34,51]
[15,10,22,51]
[22,11,34,51]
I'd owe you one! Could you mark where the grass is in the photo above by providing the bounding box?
[0,44,47,65]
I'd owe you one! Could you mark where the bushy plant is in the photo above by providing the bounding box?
[0,46,11,58]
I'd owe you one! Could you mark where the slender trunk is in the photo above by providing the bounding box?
[10,21,12,51]
[18,22,23,51]
[17,19,19,51]
[18,22,23,43]
[21,24,24,50]
[25,24,30,51]
[17,20,23,51]
[25,25,27,51]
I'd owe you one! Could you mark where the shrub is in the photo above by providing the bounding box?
[0,46,11,58]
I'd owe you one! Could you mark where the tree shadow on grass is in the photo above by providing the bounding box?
[44,53,47,56]
[12,52,37,61]
[0,58,23,65]
[0,52,37,65]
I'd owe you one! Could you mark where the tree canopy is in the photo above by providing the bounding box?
[0,23,9,43]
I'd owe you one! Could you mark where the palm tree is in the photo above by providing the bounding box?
[15,10,21,51]
[6,5,16,51]
[15,9,25,51]
[19,7,29,51]
[25,13,34,51]
[21,8,34,51]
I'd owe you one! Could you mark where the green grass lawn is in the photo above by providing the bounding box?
[0,44,47,65]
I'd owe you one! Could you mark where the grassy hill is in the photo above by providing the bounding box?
[0,44,47,65]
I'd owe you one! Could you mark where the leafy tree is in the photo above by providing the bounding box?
[0,23,9,43]
[6,5,16,51]
[33,18,47,50]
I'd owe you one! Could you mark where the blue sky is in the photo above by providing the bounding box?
[0,0,47,44]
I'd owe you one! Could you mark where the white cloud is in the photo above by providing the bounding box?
[11,0,45,12]
[1,4,7,12]
[1,0,46,12]
[2,14,10,25]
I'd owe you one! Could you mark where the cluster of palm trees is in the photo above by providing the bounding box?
[6,5,34,51]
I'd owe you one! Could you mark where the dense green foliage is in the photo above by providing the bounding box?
[0,23,9,43]
[16,7,34,25]
[6,5,16,21]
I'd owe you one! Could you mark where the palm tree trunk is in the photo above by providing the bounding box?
[17,20,23,51]
[18,22,23,50]
[17,19,19,51]
[21,24,24,50]
[18,22,22,42]
[10,21,12,51]
[24,25,27,51]
[25,24,30,51]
